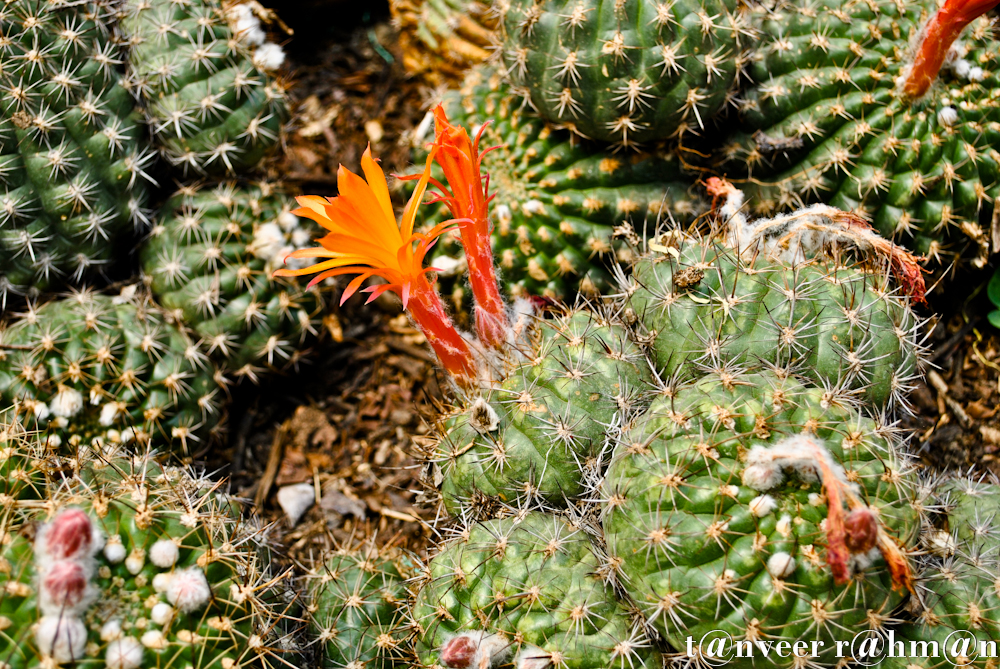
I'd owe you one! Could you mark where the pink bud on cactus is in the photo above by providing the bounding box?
[844,507,879,554]
[40,560,89,614]
[41,508,95,561]
[441,635,477,668]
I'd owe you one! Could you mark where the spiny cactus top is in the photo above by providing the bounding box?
[719,0,1000,263]
[140,181,325,383]
[0,441,289,669]
[498,0,756,145]
[416,67,707,300]
[601,370,919,668]
[0,290,223,454]
[412,511,660,669]
[120,0,288,175]
[0,0,153,303]
[307,547,417,669]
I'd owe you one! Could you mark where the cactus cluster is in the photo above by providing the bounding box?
[0,433,289,669]
[418,67,707,300]
[120,0,289,175]
[719,0,1000,263]
[0,0,153,303]
[498,0,756,145]
[0,290,223,454]
[141,181,325,382]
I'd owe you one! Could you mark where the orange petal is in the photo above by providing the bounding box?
[400,146,438,241]
[360,145,395,225]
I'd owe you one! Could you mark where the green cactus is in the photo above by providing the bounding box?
[497,0,755,145]
[428,308,652,514]
[0,441,289,669]
[719,0,1000,263]
[0,290,223,454]
[624,234,924,411]
[412,511,660,669]
[120,0,288,176]
[307,547,417,669]
[140,181,325,382]
[417,66,707,300]
[601,368,921,669]
[0,0,154,303]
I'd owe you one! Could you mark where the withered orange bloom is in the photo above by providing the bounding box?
[425,105,508,349]
[274,144,476,380]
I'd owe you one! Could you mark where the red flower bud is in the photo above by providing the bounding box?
[441,635,477,668]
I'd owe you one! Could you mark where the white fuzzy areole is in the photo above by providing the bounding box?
[749,494,777,517]
[151,602,175,626]
[767,551,796,578]
[149,539,180,568]
[166,567,212,613]
[105,636,145,669]
[35,615,87,663]
[49,387,84,418]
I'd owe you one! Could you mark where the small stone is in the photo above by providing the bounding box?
[277,482,315,526]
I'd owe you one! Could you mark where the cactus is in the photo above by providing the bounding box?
[140,181,325,382]
[0,440,290,669]
[0,0,153,304]
[0,289,223,454]
[120,0,289,176]
[307,546,417,669]
[600,368,920,668]
[497,0,755,145]
[428,307,652,514]
[412,511,660,669]
[417,67,707,300]
[719,0,1000,264]
[390,0,496,85]
[624,231,925,412]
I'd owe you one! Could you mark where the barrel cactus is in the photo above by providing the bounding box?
[0,289,223,454]
[0,442,288,669]
[120,0,289,175]
[412,511,660,669]
[719,0,1000,264]
[417,67,707,300]
[601,369,920,668]
[140,181,325,382]
[0,0,153,303]
[307,546,417,669]
[498,0,756,144]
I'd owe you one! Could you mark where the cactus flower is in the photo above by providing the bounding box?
[274,146,477,381]
[423,106,509,349]
[901,0,1000,98]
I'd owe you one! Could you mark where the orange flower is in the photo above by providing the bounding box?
[425,105,509,348]
[275,145,476,380]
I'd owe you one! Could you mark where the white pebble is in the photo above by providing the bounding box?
[166,567,212,613]
[105,637,144,669]
[276,483,315,526]
[151,603,174,626]
[49,387,84,418]
[149,539,180,569]
[767,552,797,579]
[35,616,87,663]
